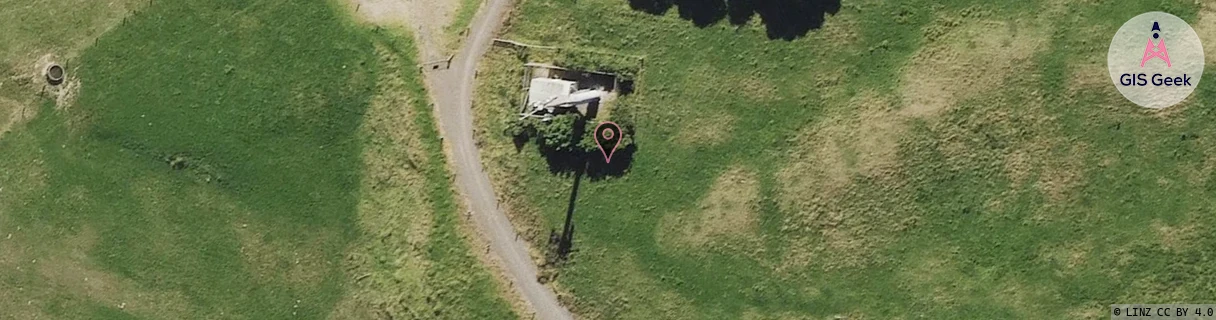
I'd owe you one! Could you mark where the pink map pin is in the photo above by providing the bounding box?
[594,121,622,163]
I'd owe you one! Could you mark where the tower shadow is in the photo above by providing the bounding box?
[549,158,585,263]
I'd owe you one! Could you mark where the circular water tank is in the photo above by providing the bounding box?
[46,64,64,85]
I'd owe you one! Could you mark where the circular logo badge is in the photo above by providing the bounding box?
[1108,12,1204,109]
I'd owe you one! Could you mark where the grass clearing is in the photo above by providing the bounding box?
[657,164,762,250]
[671,113,735,147]
[0,0,515,318]
[474,0,1216,318]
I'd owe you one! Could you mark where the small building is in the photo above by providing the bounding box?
[521,76,606,121]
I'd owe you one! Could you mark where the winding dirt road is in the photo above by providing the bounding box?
[421,0,575,319]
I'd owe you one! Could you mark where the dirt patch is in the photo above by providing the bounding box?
[1003,148,1034,186]
[1069,60,1109,92]
[671,113,735,147]
[0,54,83,140]
[657,165,761,249]
[33,54,80,110]
[900,15,1048,117]
[0,0,143,139]
[346,0,459,60]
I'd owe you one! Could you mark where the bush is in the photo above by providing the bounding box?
[534,114,583,153]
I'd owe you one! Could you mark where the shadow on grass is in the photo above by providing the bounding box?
[541,145,636,180]
[628,0,841,40]
[549,162,583,262]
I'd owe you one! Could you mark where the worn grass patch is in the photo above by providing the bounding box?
[1198,5,1216,66]
[671,113,735,147]
[900,11,1049,117]
[657,165,761,250]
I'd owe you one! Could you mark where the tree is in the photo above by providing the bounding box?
[535,114,582,153]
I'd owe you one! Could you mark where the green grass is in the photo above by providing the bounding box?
[0,0,515,318]
[375,31,520,319]
[474,0,1216,318]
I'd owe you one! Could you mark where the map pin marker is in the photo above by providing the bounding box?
[594,121,622,163]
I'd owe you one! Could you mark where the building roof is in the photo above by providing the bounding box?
[527,78,577,107]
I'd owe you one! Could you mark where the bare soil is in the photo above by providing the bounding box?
[347,0,459,61]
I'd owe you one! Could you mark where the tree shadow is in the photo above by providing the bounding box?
[539,117,635,179]
[540,144,636,180]
[585,143,635,180]
[628,0,841,40]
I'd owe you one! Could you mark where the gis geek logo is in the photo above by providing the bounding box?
[1121,21,1192,87]
[1141,22,1171,67]
[1108,12,1204,109]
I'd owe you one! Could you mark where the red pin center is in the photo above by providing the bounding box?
[594,121,622,163]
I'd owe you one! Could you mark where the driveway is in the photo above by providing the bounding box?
[421,0,575,319]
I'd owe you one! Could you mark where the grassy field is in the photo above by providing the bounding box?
[0,0,514,319]
[474,0,1216,318]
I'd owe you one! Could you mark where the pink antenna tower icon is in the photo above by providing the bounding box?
[1141,21,1171,67]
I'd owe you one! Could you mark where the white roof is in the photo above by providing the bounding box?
[546,89,604,107]
[528,78,577,106]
